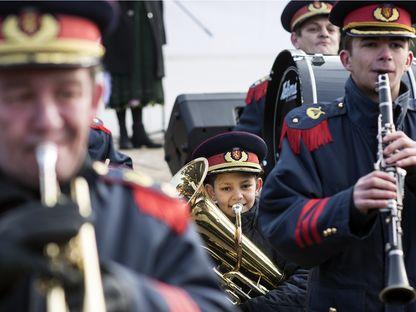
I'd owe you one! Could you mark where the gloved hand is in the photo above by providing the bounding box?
[0,200,86,294]
[0,200,134,312]
[66,261,134,312]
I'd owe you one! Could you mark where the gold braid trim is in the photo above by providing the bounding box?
[344,21,415,34]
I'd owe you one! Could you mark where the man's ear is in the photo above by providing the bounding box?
[405,50,414,69]
[291,32,300,49]
[90,79,104,119]
[340,49,352,72]
[204,184,216,201]
[255,177,263,195]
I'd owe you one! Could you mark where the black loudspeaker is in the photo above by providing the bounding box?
[164,93,246,175]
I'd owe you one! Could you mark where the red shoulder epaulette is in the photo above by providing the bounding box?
[279,119,332,154]
[90,117,111,135]
[94,164,191,235]
[132,184,190,235]
[278,102,345,154]
[245,76,269,105]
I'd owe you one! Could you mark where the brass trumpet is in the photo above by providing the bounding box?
[171,158,284,304]
[36,142,106,312]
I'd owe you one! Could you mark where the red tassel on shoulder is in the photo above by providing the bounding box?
[279,119,332,154]
[245,80,268,105]
[245,87,255,104]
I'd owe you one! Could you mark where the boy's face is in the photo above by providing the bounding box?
[205,172,262,219]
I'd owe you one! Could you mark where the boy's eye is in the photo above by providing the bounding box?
[221,187,231,192]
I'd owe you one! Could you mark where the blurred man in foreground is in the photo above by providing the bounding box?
[0,2,234,311]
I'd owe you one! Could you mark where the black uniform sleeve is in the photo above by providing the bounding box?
[88,127,133,168]
[239,268,308,312]
[106,224,236,312]
[96,180,236,312]
[234,98,265,137]
[258,138,376,268]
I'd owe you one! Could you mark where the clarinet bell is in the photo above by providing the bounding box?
[379,250,416,305]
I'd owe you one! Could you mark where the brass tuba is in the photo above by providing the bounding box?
[36,142,106,312]
[171,158,285,304]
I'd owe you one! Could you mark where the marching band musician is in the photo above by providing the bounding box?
[88,117,133,168]
[0,1,234,311]
[192,131,307,311]
[259,1,416,311]
[235,0,340,137]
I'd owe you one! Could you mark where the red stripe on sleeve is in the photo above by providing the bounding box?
[295,199,319,248]
[310,197,330,243]
[154,281,201,312]
[300,209,315,246]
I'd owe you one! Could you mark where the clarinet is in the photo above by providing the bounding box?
[376,74,416,305]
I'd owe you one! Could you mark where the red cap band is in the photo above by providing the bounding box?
[0,12,104,66]
[206,150,261,172]
[343,4,413,33]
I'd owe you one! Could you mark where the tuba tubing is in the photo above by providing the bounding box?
[172,158,284,303]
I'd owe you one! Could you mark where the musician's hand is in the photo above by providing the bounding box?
[66,261,133,312]
[0,200,86,294]
[384,131,416,169]
[353,171,396,214]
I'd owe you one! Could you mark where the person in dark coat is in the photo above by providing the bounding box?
[104,1,165,149]
[0,2,234,311]
[259,2,416,311]
[88,117,133,168]
[192,131,307,311]
[235,0,340,137]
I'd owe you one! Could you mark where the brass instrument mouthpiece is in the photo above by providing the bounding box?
[36,142,59,206]
[232,203,243,215]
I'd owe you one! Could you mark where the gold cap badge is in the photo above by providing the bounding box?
[373,5,399,23]
[224,148,249,163]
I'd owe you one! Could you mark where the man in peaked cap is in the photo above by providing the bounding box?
[0,2,233,311]
[235,0,340,138]
[191,131,308,312]
[282,0,340,55]
[259,1,416,311]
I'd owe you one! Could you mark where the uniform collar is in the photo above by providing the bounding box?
[345,77,410,134]
[241,199,259,228]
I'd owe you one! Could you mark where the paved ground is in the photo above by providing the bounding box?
[119,135,173,183]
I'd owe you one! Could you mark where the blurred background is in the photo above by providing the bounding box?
[97,1,291,137]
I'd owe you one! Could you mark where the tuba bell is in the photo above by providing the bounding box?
[171,158,285,304]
